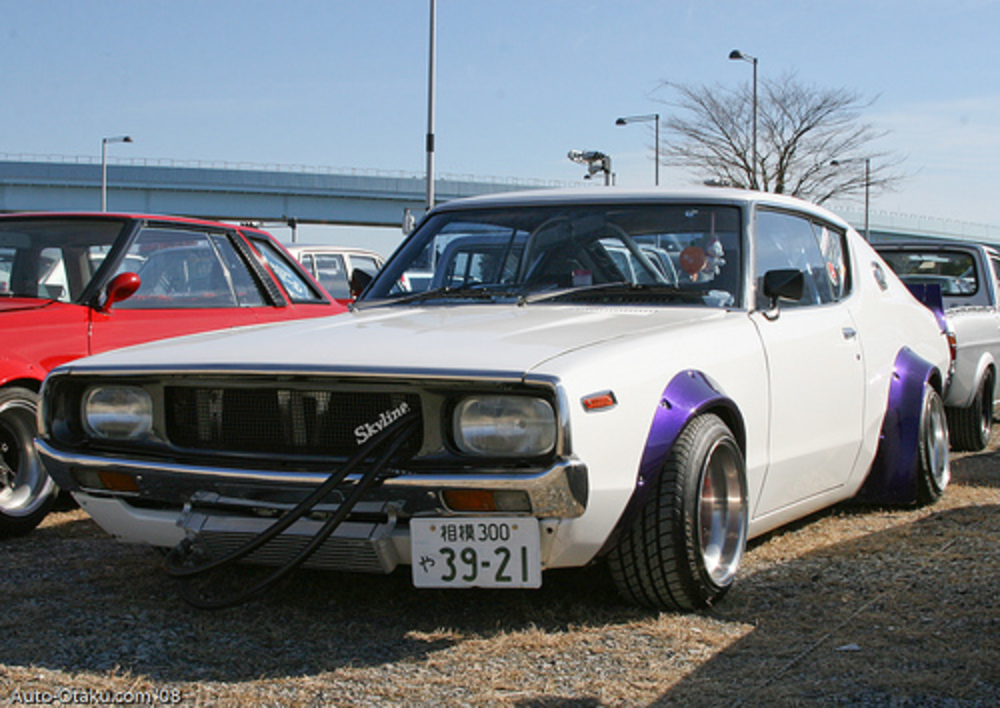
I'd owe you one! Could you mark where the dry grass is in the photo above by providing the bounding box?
[1,438,997,706]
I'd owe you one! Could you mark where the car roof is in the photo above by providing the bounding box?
[284,244,383,259]
[429,187,854,232]
[0,211,274,238]
[874,240,999,256]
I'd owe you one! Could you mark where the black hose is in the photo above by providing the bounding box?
[164,414,418,610]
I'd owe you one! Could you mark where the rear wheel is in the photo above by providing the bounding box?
[608,414,747,611]
[0,387,58,537]
[946,371,994,452]
[917,384,950,506]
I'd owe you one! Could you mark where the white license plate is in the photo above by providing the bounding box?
[410,517,542,588]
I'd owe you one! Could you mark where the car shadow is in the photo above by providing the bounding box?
[652,442,1000,705]
[2,450,996,692]
[1,517,636,683]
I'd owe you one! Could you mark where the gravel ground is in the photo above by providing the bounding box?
[1,438,997,707]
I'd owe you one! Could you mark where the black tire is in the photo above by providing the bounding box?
[0,387,58,537]
[946,371,994,452]
[608,414,747,611]
[917,384,951,506]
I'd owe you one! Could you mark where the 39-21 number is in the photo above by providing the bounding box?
[439,546,530,584]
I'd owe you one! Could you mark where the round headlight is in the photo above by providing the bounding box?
[453,396,556,457]
[82,385,153,440]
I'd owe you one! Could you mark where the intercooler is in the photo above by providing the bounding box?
[179,508,401,574]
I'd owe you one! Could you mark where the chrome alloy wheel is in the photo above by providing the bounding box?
[923,387,951,494]
[0,393,54,518]
[696,437,748,588]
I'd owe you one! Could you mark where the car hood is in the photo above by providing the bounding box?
[58,304,728,378]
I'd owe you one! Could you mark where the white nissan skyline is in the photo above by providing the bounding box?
[36,188,952,611]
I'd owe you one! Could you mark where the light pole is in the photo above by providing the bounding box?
[568,150,613,186]
[615,113,660,186]
[728,49,758,190]
[425,0,437,213]
[831,157,872,240]
[101,135,133,211]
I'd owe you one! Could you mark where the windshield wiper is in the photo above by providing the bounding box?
[357,284,522,309]
[521,281,704,305]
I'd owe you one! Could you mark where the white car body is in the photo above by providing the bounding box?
[37,188,952,610]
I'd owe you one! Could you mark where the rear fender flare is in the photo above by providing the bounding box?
[858,347,941,504]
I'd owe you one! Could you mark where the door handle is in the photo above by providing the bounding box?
[842,327,857,339]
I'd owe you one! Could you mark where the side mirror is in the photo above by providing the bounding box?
[98,272,141,312]
[762,269,804,317]
[350,268,374,299]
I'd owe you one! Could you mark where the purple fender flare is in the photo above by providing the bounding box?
[856,347,940,505]
[903,282,949,334]
[598,370,744,555]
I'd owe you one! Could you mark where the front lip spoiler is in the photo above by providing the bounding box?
[35,440,589,518]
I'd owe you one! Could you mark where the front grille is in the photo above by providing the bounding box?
[165,386,422,457]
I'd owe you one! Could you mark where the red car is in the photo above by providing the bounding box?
[0,213,345,536]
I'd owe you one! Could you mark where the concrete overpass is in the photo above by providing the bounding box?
[1,155,997,245]
[0,156,566,230]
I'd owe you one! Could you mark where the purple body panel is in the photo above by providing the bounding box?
[598,370,742,555]
[857,347,935,504]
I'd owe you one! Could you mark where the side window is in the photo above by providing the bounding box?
[39,247,70,301]
[117,228,240,309]
[210,234,265,306]
[351,255,381,277]
[755,210,847,309]
[314,253,350,299]
[0,247,12,293]
[251,238,326,303]
[813,223,849,301]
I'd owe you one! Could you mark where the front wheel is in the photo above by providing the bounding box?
[0,387,58,537]
[917,384,950,506]
[608,414,748,611]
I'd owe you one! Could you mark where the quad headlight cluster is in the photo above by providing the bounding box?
[452,395,556,457]
[82,385,153,440]
[77,386,556,456]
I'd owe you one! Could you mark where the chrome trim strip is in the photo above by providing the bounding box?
[51,362,530,384]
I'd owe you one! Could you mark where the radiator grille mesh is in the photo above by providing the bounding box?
[165,386,421,457]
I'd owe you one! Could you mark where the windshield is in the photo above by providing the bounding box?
[0,219,129,302]
[362,203,742,308]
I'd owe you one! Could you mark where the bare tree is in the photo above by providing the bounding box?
[655,73,905,204]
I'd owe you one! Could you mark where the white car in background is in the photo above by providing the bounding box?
[37,188,951,611]
[285,244,383,304]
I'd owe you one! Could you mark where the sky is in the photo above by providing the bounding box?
[3,0,999,254]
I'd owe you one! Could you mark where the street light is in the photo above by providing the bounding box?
[101,135,133,211]
[425,0,437,212]
[728,49,758,190]
[615,113,660,186]
[568,150,613,186]
[831,157,872,240]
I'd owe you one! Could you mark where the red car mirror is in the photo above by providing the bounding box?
[99,272,141,312]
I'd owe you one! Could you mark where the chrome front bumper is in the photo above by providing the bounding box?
[35,439,589,520]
